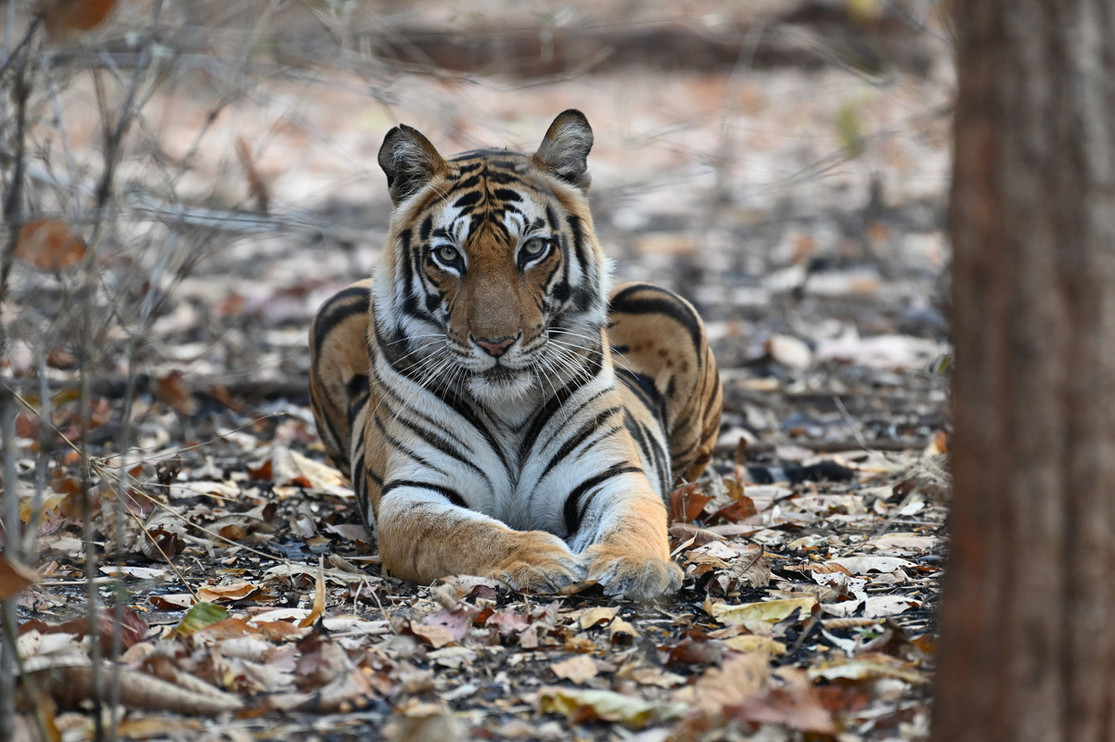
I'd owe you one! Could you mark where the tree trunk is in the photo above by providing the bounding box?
[933,2,1115,741]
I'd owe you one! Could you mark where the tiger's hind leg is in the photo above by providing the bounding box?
[308,279,375,483]
[607,282,723,485]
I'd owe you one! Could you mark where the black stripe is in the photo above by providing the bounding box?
[538,405,621,480]
[312,286,370,360]
[624,410,671,497]
[391,409,493,488]
[609,284,704,356]
[426,382,516,478]
[346,374,370,426]
[563,463,642,537]
[518,351,604,463]
[380,479,468,509]
[374,410,446,476]
[453,191,482,209]
[616,368,667,428]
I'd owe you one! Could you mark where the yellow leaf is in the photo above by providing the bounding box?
[539,688,686,729]
[808,653,927,685]
[708,597,817,625]
[722,635,787,655]
[576,605,619,630]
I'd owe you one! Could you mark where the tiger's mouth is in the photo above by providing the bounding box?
[479,365,523,385]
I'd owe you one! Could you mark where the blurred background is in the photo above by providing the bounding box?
[2,0,952,395]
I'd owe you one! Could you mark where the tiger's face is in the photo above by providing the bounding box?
[372,112,610,404]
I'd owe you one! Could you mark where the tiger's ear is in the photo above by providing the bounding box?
[534,109,594,191]
[378,124,448,206]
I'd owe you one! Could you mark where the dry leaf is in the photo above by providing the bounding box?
[674,651,771,715]
[196,581,262,603]
[539,687,686,729]
[235,136,271,213]
[15,219,86,271]
[155,371,199,416]
[0,556,39,600]
[730,682,835,734]
[708,596,817,625]
[722,635,787,655]
[271,446,352,496]
[40,0,116,38]
[550,655,598,684]
[298,558,326,628]
[827,555,918,574]
[807,652,927,685]
[670,482,712,522]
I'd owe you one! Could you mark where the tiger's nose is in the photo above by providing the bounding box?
[474,335,516,357]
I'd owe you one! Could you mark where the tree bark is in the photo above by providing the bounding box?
[934,2,1115,741]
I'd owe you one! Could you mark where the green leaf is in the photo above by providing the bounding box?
[173,601,230,636]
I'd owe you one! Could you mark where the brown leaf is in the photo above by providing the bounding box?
[298,558,326,628]
[729,682,835,734]
[666,638,724,668]
[550,654,599,684]
[485,609,530,635]
[235,136,270,214]
[709,495,758,524]
[40,0,116,37]
[674,651,771,716]
[155,371,199,416]
[0,556,39,600]
[196,581,263,604]
[15,219,86,271]
[670,482,712,523]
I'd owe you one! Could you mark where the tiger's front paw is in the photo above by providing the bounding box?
[488,531,585,594]
[581,545,683,601]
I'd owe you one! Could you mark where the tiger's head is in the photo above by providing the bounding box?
[371,110,611,406]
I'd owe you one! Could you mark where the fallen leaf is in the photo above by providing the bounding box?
[40,0,117,38]
[820,595,921,619]
[670,482,712,523]
[14,219,86,271]
[196,582,262,604]
[708,597,817,625]
[574,606,619,630]
[722,635,787,655]
[155,371,199,416]
[730,682,835,734]
[271,447,352,496]
[807,652,927,684]
[827,555,918,574]
[0,556,39,599]
[709,495,758,524]
[550,655,598,684]
[674,651,771,715]
[298,558,326,628]
[173,602,229,637]
[539,687,686,729]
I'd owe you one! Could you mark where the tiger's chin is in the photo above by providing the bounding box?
[466,366,540,406]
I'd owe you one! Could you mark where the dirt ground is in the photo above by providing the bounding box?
[2,2,954,740]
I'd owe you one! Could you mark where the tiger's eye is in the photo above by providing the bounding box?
[522,237,550,258]
[433,245,460,265]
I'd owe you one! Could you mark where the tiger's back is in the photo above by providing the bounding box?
[309,111,721,600]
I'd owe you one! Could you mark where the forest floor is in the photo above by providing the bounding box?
[3,2,954,740]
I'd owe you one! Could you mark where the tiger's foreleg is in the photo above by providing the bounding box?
[372,487,585,592]
[568,472,683,601]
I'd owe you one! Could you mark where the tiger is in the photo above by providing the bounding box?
[309,110,722,600]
